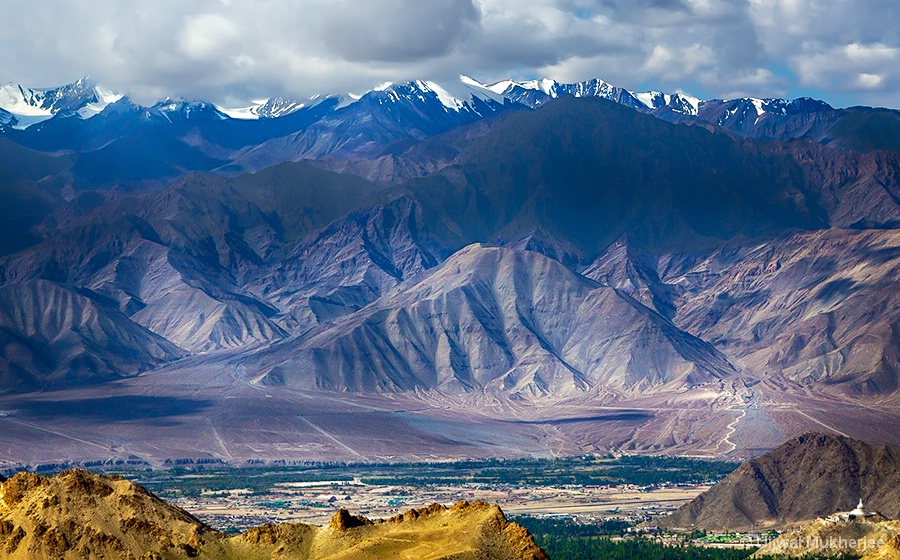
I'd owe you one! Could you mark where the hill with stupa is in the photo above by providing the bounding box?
[660,433,900,531]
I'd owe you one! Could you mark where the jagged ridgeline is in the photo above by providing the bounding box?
[0,469,548,560]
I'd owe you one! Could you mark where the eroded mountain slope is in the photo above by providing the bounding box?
[249,244,735,397]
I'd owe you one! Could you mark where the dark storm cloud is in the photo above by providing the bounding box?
[0,0,897,107]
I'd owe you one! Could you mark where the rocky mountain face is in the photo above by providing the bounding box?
[0,470,547,560]
[0,469,219,559]
[188,502,548,560]
[0,97,827,396]
[660,433,900,531]
[869,534,900,560]
[2,82,900,458]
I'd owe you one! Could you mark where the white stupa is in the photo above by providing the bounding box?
[848,499,873,519]
[827,499,876,522]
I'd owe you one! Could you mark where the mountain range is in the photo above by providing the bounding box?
[3,75,898,181]
[2,72,900,464]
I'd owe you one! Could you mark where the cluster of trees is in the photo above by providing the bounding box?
[513,516,632,538]
[514,517,756,560]
[534,537,756,560]
[361,455,737,487]
[515,517,862,560]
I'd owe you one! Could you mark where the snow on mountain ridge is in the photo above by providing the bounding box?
[216,97,309,120]
[157,99,229,121]
[77,85,124,119]
[0,75,838,133]
[480,76,701,114]
[338,77,506,114]
[633,90,700,115]
[0,77,123,129]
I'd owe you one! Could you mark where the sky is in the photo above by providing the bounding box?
[2,0,898,108]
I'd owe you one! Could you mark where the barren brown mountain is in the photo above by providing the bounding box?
[0,469,218,559]
[661,433,900,531]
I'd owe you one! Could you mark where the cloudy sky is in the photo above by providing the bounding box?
[3,0,898,108]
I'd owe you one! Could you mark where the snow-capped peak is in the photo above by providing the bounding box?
[632,90,700,115]
[480,76,646,110]
[78,85,123,119]
[527,78,559,95]
[149,98,228,122]
[484,79,517,95]
[0,78,124,129]
[484,78,560,96]
[347,77,505,114]
[420,80,463,110]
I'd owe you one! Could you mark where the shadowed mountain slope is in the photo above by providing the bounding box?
[0,139,73,256]
[829,109,900,153]
[0,164,387,355]
[0,280,184,393]
[784,141,900,229]
[249,195,440,331]
[660,433,900,531]
[402,96,828,265]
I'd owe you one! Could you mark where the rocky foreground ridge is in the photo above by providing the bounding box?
[0,469,547,560]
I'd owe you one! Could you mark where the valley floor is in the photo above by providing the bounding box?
[1,350,899,469]
[175,480,709,530]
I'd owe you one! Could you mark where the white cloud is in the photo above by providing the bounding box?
[855,73,883,89]
[0,0,896,107]
[178,14,242,61]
